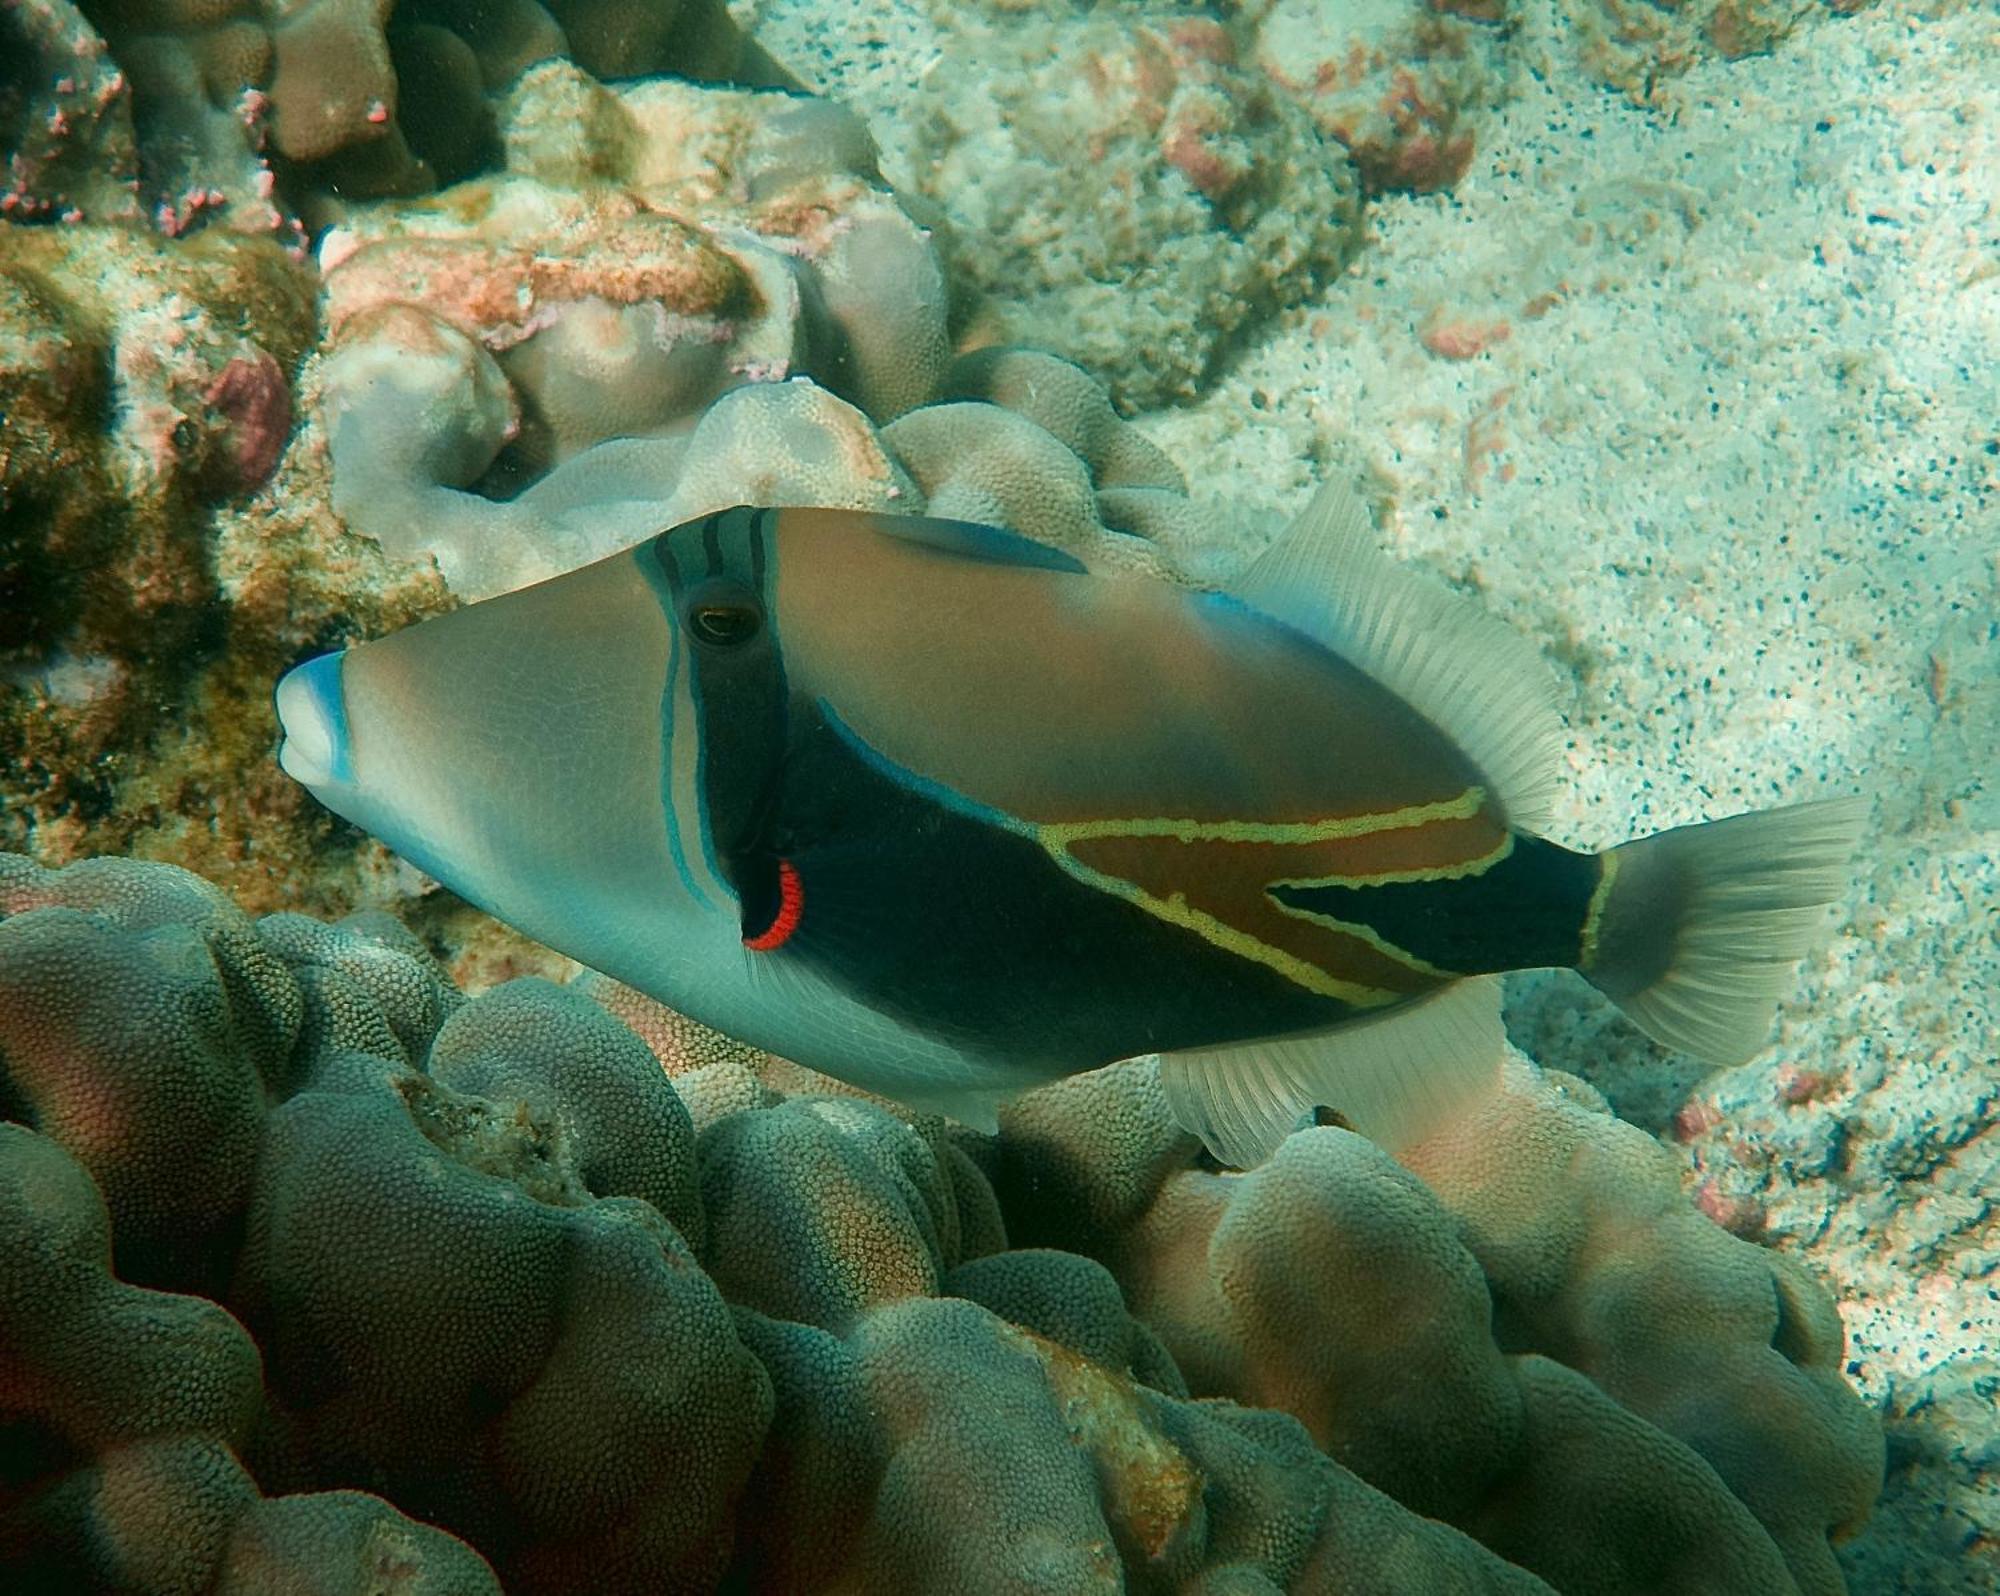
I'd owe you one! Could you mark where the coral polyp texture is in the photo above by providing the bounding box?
[0,851,1883,1593]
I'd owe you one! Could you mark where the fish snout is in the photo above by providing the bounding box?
[275,650,354,791]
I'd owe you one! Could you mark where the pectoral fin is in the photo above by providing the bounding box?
[1157,976,1507,1168]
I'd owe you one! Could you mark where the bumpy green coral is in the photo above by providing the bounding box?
[0,1121,499,1594]
[993,1055,1882,1595]
[0,852,1883,1592]
[1401,1059,1885,1594]
[0,855,299,1286]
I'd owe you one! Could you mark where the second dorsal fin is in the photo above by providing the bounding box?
[1227,480,1566,832]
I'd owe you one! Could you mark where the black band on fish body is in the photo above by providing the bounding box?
[1268,833,1603,976]
[754,697,1350,1066]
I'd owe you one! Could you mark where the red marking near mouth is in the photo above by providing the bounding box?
[744,859,803,951]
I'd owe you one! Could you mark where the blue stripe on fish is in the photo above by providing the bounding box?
[637,515,722,913]
[875,513,1092,574]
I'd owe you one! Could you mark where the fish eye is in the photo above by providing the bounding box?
[688,601,762,647]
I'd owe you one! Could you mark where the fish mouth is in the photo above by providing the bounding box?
[275,650,354,790]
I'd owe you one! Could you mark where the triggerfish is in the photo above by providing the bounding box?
[276,486,1864,1165]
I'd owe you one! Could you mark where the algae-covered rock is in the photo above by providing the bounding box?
[1248,0,1510,194]
[897,6,1365,408]
[1569,0,1820,100]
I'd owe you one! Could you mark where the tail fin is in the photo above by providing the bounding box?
[1581,798,1867,1065]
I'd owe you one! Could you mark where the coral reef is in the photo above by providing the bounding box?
[312,73,1222,602]
[0,1122,500,1594]
[0,0,1968,1582]
[309,58,956,597]
[991,1056,1882,1596]
[1,0,140,223]
[0,222,311,652]
[56,0,798,230]
[0,43,936,906]
[0,222,323,881]
[0,851,1884,1592]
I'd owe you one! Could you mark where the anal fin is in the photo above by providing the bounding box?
[1158,977,1507,1168]
[895,1082,1015,1135]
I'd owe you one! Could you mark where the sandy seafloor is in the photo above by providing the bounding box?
[746,0,1999,1588]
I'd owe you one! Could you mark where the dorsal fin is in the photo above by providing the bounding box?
[1227,480,1565,832]
[869,512,1089,575]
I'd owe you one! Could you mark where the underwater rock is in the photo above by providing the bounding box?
[895,6,1365,408]
[1566,0,1820,100]
[0,850,1885,1594]
[0,222,319,886]
[1248,0,1511,194]
[58,0,798,228]
[0,223,312,654]
[0,0,141,223]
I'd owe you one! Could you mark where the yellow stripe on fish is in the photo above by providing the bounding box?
[1032,789,1507,1002]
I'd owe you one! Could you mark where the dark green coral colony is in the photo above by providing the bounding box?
[0,853,1881,1594]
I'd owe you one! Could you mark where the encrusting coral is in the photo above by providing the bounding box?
[313,94,1223,604]
[0,850,1884,1593]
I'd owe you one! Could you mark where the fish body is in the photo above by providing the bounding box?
[277,491,1862,1164]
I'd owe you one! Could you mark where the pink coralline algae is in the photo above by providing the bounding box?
[203,350,293,490]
